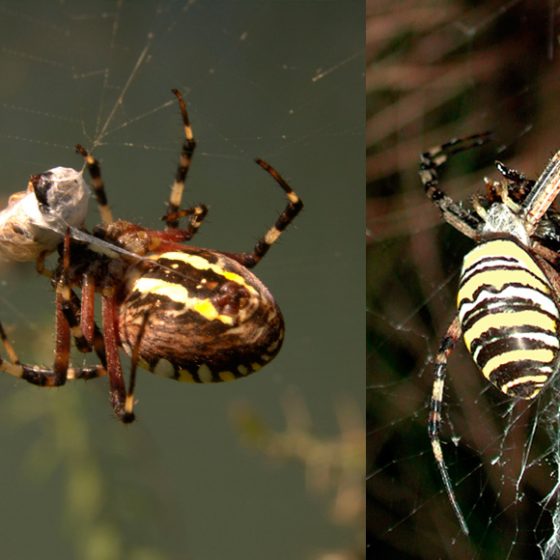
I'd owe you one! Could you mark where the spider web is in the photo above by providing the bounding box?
[368,1,560,559]
[0,2,363,559]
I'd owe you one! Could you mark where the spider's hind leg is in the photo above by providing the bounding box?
[428,315,470,535]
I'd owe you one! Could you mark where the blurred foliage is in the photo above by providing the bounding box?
[1,326,184,560]
[232,389,364,560]
[0,318,184,560]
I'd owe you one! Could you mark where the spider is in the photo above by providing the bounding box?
[0,89,303,423]
[419,132,560,535]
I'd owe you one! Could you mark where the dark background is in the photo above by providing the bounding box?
[368,1,560,559]
[0,2,364,559]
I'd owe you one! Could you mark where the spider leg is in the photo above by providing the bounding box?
[80,273,96,345]
[160,203,208,242]
[0,321,21,366]
[0,239,134,421]
[36,240,100,359]
[428,315,470,535]
[420,133,492,240]
[531,241,560,275]
[0,233,108,385]
[522,150,560,235]
[48,232,108,368]
[483,161,535,207]
[102,291,133,423]
[530,249,560,305]
[100,291,152,424]
[164,89,197,229]
[18,363,105,385]
[56,235,91,355]
[62,287,107,366]
[53,286,71,382]
[223,159,303,269]
[1,231,107,380]
[75,144,113,226]
[125,310,151,421]
[0,311,106,386]
[495,160,535,189]
[56,231,105,356]
[76,271,111,365]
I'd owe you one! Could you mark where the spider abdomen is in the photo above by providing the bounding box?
[457,237,560,398]
[118,248,284,383]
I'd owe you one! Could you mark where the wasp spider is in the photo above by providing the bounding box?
[420,133,560,535]
[0,89,303,423]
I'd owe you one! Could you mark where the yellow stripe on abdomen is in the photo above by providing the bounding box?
[461,238,548,280]
[481,349,555,380]
[459,269,549,304]
[463,310,557,352]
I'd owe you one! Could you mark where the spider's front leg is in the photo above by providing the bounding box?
[420,133,493,240]
[76,144,113,226]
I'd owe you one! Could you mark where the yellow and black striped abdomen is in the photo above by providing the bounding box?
[457,238,560,399]
[118,248,284,384]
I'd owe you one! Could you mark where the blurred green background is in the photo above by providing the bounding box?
[0,2,364,559]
